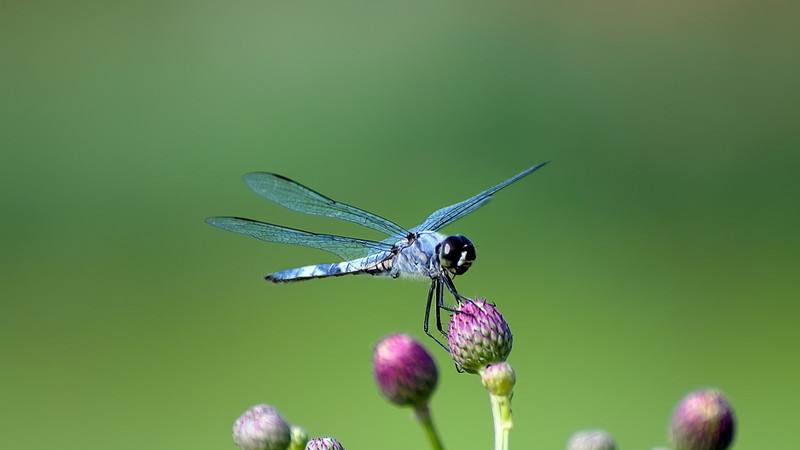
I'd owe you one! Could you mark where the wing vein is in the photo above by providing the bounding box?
[244,172,409,237]
[415,162,549,232]
[205,216,394,260]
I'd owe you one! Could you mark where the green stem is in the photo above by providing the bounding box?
[490,394,512,450]
[414,404,445,450]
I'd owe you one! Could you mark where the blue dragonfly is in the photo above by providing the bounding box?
[207,162,548,348]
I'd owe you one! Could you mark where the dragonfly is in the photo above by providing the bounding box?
[207,162,548,349]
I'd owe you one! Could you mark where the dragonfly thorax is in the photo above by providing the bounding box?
[436,235,476,276]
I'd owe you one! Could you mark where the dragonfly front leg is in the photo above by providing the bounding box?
[423,279,449,352]
[442,273,467,303]
[436,274,471,315]
[439,273,475,323]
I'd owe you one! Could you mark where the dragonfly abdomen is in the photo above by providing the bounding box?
[266,253,393,283]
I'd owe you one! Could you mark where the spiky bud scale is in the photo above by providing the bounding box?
[448,299,513,373]
[305,437,345,450]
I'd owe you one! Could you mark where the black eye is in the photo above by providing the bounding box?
[438,235,476,274]
[440,236,462,262]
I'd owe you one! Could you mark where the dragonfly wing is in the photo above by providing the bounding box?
[414,162,549,232]
[206,217,395,260]
[244,172,409,237]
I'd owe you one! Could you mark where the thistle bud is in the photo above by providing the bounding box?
[373,333,438,406]
[670,389,735,450]
[566,430,617,450]
[480,362,516,396]
[289,426,309,450]
[448,299,513,373]
[232,404,292,450]
[305,437,345,450]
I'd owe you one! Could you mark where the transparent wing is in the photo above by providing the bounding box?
[206,217,395,260]
[244,172,409,237]
[414,162,549,232]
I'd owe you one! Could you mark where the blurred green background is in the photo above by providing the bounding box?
[2,1,798,449]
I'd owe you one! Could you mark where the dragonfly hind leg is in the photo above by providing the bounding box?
[423,279,449,352]
[435,280,448,337]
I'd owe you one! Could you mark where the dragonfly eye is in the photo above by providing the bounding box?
[438,235,476,275]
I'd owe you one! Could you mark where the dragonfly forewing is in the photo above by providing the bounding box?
[414,161,549,232]
[244,172,410,237]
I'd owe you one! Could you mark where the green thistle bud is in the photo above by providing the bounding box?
[448,298,513,373]
[480,362,516,396]
[232,404,291,450]
[566,430,617,450]
[289,426,309,450]
[670,389,735,450]
[305,437,345,450]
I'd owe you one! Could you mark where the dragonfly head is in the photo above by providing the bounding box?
[437,235,476,276]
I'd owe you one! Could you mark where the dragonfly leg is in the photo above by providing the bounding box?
[442,273,467,303]
[435,276,463,314]
[423,279,434,334]
[423,279,449,352]
[435,279,447,337]
[439,274,475,319]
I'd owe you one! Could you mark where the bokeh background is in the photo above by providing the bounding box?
[2,1,798,449]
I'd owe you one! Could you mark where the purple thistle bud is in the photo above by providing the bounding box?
[670,389,735,450]
[480,362,516,396]
[373,333,439,406]
[448,299,513,373]
[566,430,617,450]
[232,404,292,450]
[305,437,345,450]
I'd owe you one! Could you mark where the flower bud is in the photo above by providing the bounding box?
[448,299,512,373]
[670,389,735,450]
[566,430,617,450]
[305,437,345,450]
[233,404,292,450]
[373,333,438,406]
[480,362,516,396]
[289,426,308,450]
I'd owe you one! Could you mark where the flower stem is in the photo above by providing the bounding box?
[414,404,445,450]
[490,394,513,450]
